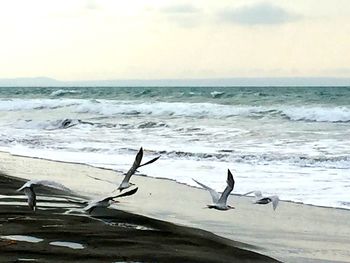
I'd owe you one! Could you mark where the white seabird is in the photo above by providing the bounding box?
[117,147,160,191]
[17,180,71,211]
[193,169,235,211]
[84,187,138,213]
[243,191,280,210]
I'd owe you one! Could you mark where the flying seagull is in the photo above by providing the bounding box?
[117,147,160,191]
[243,190,263,199]
[193,169,235,211]
[243,191,280,210]
[84,187,138,213]
[17,180,71,211]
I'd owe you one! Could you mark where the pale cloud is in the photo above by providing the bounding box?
[158,4,202,28]
[160,4,199,14]
[220,2,301,25]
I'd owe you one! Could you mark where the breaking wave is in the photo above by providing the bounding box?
[157,150,350,169]
[0,99,80,111]
[210,91,225,98]
[0,98,349,123]
[50,89,81,97]
[75,100,350,122]
[281,106,350,122]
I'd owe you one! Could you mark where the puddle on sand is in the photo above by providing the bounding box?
[0,201,81,208]
[109,222,156,231]
[1,235,43,243]
[0,195,80,202]
[42,224,64,228]
[50,241,84,249]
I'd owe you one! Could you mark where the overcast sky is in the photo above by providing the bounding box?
[1,0,349,80]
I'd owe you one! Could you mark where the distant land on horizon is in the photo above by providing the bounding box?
[0,77,350,87]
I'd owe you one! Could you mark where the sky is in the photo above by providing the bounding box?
[0,0,350,81]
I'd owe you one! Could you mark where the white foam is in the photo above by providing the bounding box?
[74,100,268,118]
[1,98,349,123]
[281,106,350,122]
[210,91,225,98]
[50,89,81,97]
[0,99,80,111]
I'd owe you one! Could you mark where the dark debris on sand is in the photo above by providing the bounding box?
[0,172,280,263]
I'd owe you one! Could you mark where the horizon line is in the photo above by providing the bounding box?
[1,76,350,87]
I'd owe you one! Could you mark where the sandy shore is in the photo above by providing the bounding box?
[0,172,278,262]
[1,151,350,262]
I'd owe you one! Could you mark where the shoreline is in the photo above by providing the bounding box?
[1,151,350,262]
[1,150,348,212]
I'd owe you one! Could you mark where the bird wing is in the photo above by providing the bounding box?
[139,156,161,167]
[120,147,143,186]
[35,180,71,192]
[83,201,98,212]
[193,178,220,203]
[17,181,33,192]
[218,169,235,205]
[103,187,139,202]
[243,190,262,199]
[270,195,279,210]
[111,187,138,199]
[23,188,36,211]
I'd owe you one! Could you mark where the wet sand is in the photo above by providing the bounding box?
[1,151,350,262]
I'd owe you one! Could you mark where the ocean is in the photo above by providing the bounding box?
[0,86,349,209]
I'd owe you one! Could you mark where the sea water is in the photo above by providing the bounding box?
[0,86,349,209]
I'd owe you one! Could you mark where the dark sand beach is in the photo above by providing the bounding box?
[0,172,279,263]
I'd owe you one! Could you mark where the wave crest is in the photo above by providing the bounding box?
[157,150,350,169]
[0,99,80,111]
[50,89,81,97]
[281,106,350,122]
[1,99,350,123]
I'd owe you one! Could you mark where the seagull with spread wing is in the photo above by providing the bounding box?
[17,180,71,211]
[193,169,235,211]
[117,147,160,191]
[243,190,280,210]
[84,187,138,213]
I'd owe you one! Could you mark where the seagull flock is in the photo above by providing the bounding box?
[16,147,279,213]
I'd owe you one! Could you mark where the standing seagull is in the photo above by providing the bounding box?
[84,187,138,213]
[17,180,71,211]
[243,191,280,210]
[117,147,160,191]
[193,169,235,211]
